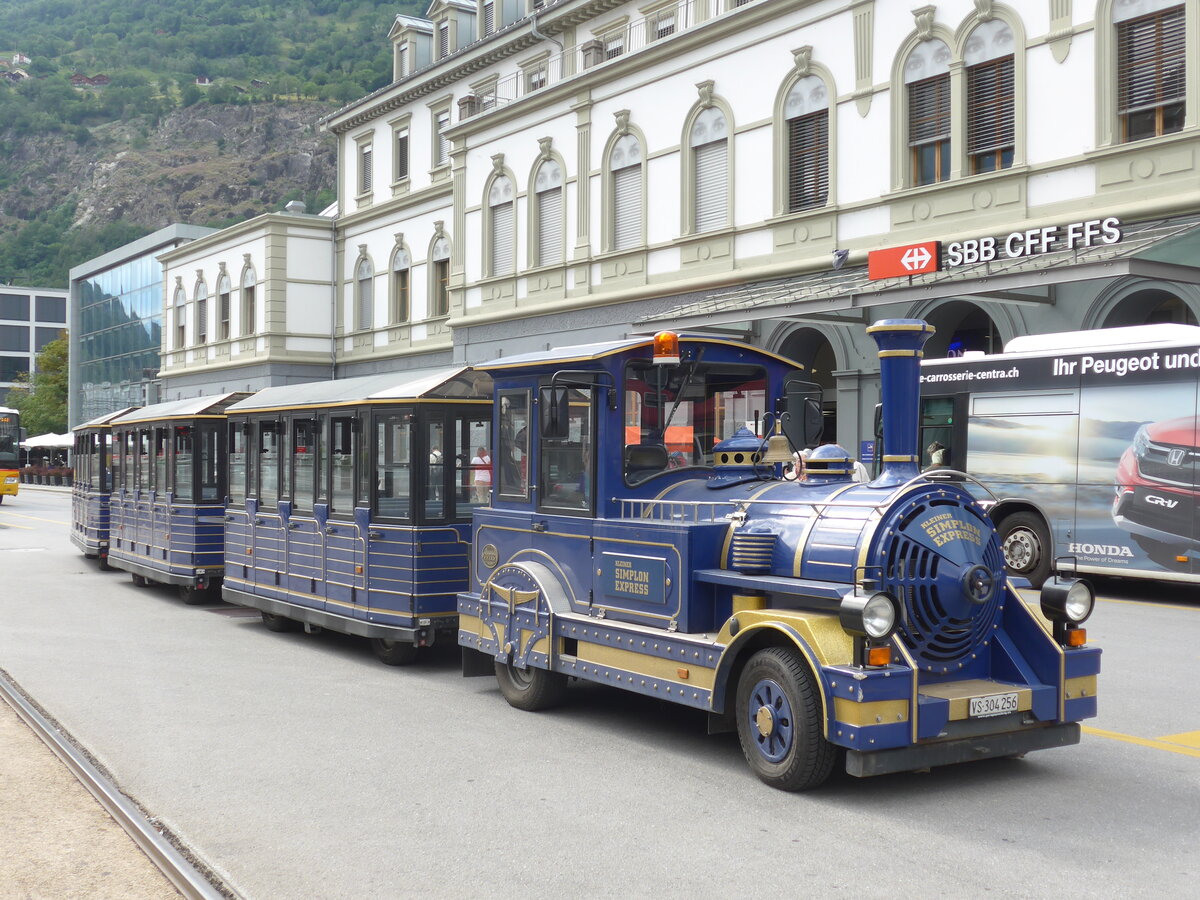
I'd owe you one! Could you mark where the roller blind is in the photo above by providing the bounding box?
[491,202,514,276]
[612,165,641,251]
[787,109,828,212]
[909,74,951,145]
[693,140,727,232]
[1117,6,1185,115]
[967,56,1014,155]
[537,187,563,267]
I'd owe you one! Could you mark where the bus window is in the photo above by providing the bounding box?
[454,413,491,518]
[174,426,193,501]
[228,424,248,505]
[540,389,592,511]
[425,418,445,519]
[292,419,316,512]
[259,422,280,507]
[154,428,168,492]
[330,417,355,515]
[375,414,411,521]
[921,397,955,471]
[498,391,529,500]
[197,425,221,502]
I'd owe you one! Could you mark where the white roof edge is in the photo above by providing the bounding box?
[1004,324,1200,355]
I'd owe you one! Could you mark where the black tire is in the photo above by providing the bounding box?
[261,612,300,633]
[178,585,211,605]
[370,638,419,666]
[98,553,113,572]
[998,512,1052,589]
[131,573,148,587]
[735,647,836,791]
[494,659,568,711]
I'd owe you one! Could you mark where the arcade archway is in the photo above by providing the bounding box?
[1102,288,1197,327]
[921,300,1003,358]
[778,327,839,443]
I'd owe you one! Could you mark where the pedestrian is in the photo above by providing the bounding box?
[470,446,491,502]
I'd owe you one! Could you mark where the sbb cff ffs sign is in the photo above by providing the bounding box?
[868,241,940,280]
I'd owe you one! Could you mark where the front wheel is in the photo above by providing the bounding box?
[370,638,419,666]
[735,647,835,791]
[998,512,1052,589]
[261,612,300,633]
[494,660,567,711]
[178,585,211,605]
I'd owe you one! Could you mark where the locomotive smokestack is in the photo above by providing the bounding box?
[866,318,935,486]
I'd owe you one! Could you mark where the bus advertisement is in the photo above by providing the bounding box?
[0,406,20,503]
[917,324,1200,588]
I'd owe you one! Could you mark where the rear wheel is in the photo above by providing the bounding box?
[735,647,835,791]
[131,573,148,587]
[370,638,419,666]
[999,512,1052,589]
[261,612,300,633]
[178,585,211,605]
[98,553,112,572]
[494,660,568,711]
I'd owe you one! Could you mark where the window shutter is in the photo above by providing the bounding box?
[438,22,449,58]
[693,140,727,232]
[491,202,514,276]
[395,133,408,181]
[1117,7,1185,115]
[612,165,641,251]
[537,187,563,266]
[908,74,951,145]
[967,57,1014,156]
[359,145,372,193]
[435,112,450,165]
[357,262,373,330]
[787,110,828,212]
[483,1,494,36]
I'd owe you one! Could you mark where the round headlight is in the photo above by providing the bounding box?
[1064,581,1094,623]
[862,593,897,639]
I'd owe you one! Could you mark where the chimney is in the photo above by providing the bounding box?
[866,318,935,486]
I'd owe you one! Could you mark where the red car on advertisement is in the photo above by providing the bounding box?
[1113,415,1199,566]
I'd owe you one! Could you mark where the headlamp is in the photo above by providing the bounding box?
[1132,425,1150,459]
[840,589,902,640]
[1040,576,1095,625]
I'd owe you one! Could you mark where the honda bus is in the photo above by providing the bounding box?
[918,324,1200,588]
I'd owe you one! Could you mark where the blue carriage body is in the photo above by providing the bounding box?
[221,367,491,655]
[107,395,245,593]
[459,323,1101,787]
[71,406,137,564]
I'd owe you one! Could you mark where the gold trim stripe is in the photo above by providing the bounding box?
[833,697,909,727]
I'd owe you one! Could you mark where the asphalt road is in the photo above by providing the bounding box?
[2,488,1198,898]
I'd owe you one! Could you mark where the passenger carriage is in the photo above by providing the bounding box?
[71,407,138,569]
[459,321,1102,790]
[221,367,492,664]
[108,394,248,602]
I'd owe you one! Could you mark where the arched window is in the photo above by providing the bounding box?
[965,19,1015,173]
[1115,0,1185,142]
[391,246,411,324]
[690,107,729,232]
[217,273,232,340]
[241,266,256,336]
[430,235,451,318]
[609,133,643,251]
[356,257,374,331]
[905,39,952,185]
[784,76,829,211]
[533,159,563,267]
[194,278,208,345]
[173,285,187,350]
[488,176,515,277]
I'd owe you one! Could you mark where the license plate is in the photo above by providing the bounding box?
[969,692,1019,718]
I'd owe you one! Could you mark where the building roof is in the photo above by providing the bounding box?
[637,215,1200,331]
[226,366,489,412]
[111,393,247,424]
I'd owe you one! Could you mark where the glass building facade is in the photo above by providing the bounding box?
[69,225,215,427]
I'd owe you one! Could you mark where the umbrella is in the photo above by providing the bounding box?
[20,432,73,449]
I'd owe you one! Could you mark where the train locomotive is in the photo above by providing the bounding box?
[459,319,1101,790]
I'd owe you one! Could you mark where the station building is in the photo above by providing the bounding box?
[158,0,1200,457]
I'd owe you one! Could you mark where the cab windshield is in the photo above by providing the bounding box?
[623,360,766,484]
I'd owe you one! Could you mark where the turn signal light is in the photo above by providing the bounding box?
[653,331,681,365]
[866,645,892,667]
[1065,628,1087,647]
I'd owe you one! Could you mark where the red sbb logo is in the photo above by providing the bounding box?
[868,241,942,280]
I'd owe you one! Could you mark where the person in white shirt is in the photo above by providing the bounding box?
[470,446,491,502]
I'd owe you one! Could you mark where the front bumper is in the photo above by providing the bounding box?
[846,722,1080,777]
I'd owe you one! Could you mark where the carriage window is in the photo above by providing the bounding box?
[137,430,150,490]
[154,428,168,493]
[330,417,355,514]
[123,433,135,491]
[197,425,221,502]
[498,391,530,500]
[173,426,193,501]
[228,424,248,505]
[100,434,110,492]
[622,361,767,485]
[292,419,317,512]
[356,413,372,508]
[259,422,280,507]
[425,419,446,519]
[456,414,491,518]
[920,396,955,471]
[540,389,593,511]
[376,413,412,521]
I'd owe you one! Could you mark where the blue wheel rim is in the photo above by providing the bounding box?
[747,677,794,764]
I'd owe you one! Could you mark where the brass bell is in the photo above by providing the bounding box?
[761,420,794,464]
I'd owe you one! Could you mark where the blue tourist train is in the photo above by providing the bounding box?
[71,406,137,569]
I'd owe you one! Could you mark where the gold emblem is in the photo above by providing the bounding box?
[481,543,499,568]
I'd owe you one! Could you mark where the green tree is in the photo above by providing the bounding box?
[4,334,69,437]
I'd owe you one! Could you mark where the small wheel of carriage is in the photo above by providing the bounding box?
[370,638,419,666]
[178,585,211,605]
[494,659,568,711]
[735,647,836,791]
[98,553,112,572]
[261,612,300,633]
[131,573,148,587]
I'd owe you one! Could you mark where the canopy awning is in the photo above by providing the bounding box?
[21,433,72,449]
[637,215,1200,331]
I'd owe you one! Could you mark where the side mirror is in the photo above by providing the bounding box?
[780,375,824,450]
[539,385,571,441]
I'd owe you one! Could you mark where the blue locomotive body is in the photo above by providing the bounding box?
[459,321,1101,789]
[71,407,136,567]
